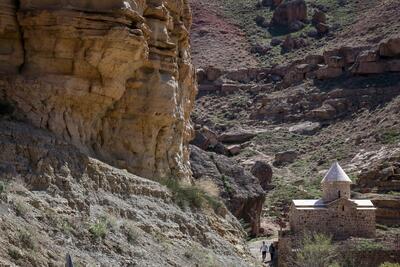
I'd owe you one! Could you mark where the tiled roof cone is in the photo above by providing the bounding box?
[321,161,352,183]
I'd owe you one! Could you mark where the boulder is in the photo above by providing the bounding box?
[251,44,272,55]
[308,104,337,120]
[218,131,256,144]
[271,0,307,26]
[312,9,326,24]
[305,54,325,65]
[307,29,319,38]
[324,50,345,68]
[339,46,367,64]
[357,50,379,62]
[271,38,283,46]
[190,145,266,236]
[289,20,305,32]
[255,15,267,27]
[315,65,343,80]
[191,127,219,150]
[227,145,241,156]
[288,121,321,135]
[196,68,207,83]
[251,161,273,190]
[315,22,330,34]
[281,35,307,52]
[206,67,223,81]
[387,59,400,72]
[274,150,298,165]
[379,36,400,57]
[351,61,386,74]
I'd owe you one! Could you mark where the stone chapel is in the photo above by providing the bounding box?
[289,161,376,239]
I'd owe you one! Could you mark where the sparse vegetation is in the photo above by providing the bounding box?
[15,200,29,217]
[221,175,233,194]
[380,263,400,267]
[159,178,224,214]
[354,239,384,251]
[213,0,358,66]
[183,246,219,267]
[294,233,338,267]
[18,229,36,250]
[89,218,108,240]
[265,177,320,218]
[8,248,22,260]
[125,222,141,245]
[60,219,74,236]
[380,129,400,144]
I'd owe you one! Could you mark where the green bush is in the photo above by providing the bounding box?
[18,229,36,250]
[15,201,28,217]
[160,178,224,214]
[221,175,233,194]
[381,129,400,144]
[89,219,108,239]
[294,233,338,267]
[355,239,384,251]
[125,223,140,245]
[8,248,22,260]
[380,263,400,267]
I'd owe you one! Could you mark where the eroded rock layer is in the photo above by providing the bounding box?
[0,0,197,181]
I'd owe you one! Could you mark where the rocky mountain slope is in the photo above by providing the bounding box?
[189,0,400,247]
[0,120,256,266]
[190,0,400,69]
[0,0,263,266]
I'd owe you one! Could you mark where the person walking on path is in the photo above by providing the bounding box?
[260,241,268,263]
[269,243,276,262]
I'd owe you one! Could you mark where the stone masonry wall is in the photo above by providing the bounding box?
[322,182,351,202]
[289,201,375,239]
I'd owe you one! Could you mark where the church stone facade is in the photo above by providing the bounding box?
[289,162,376,239]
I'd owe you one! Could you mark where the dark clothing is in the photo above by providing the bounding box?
[269,244,275,253]
[269,244,275,262]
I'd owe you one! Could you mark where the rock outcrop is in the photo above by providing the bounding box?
[0,0,197,181]
[0,120,255,266]
[251,161,273,191]
[197,36,400,98]
[271,0,307,27]
[190,145,266,236]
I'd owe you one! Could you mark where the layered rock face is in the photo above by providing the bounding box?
[190,145,266,236]
[0,0,196,181]
[0,120,254,266]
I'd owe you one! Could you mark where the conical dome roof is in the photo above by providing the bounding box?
[321,161,352,183]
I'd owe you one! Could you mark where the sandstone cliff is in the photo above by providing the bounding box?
[0,0,197,181]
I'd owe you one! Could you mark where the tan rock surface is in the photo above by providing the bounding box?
[0,0,196,181]
[0,120,256,266]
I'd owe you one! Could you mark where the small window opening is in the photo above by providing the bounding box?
[338,191,341,198]
[342,205,345,212]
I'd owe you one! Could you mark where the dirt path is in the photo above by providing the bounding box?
[248,238,278,266]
